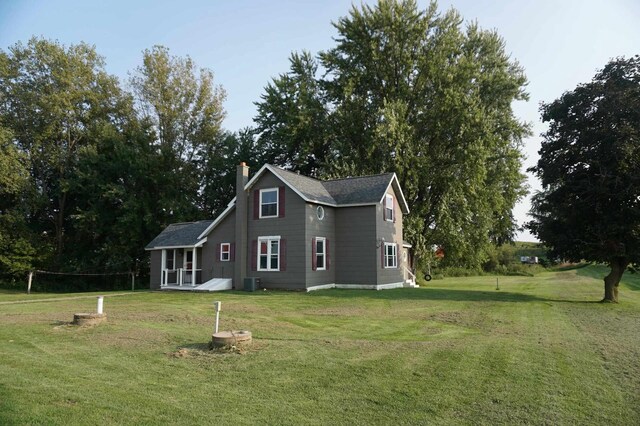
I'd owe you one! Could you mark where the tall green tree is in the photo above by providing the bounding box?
[254,51,332,177]
[0,38,127,265]
[68,117,163,273]
[201,128,263,215]
[0,126,37,275]
[254,0,529,267]
[528,56,640,303]
[130,45,227,222]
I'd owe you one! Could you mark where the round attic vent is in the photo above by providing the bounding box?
[317,206,325,220]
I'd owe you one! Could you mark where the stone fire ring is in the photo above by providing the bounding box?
[212,330,252,347]
[73,313,107,326]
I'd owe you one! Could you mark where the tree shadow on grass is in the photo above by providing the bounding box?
[310,288,601,304]
[310,288,543,302]
[575,265,640,291]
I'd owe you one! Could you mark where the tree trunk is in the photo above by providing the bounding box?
[602,257,628,303]
[55,191,67,258]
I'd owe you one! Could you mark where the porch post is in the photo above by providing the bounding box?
[193,248,198,285]
[161,250,166,286]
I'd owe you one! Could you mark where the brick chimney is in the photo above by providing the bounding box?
[234,162,249,290]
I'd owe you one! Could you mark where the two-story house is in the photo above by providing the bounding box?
[145,162,414,291]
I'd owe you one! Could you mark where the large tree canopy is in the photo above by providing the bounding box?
[254,0,529,268]
[528,55,640,302]
[0,126,36,274]
[0,40,232,279]
[130,45,227,222]
[0,38,128,265]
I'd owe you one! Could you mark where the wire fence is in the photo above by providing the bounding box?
[0,270,147,293]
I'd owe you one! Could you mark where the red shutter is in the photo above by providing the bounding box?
[251,240,257,271]
[311,237,317,271]
[230,243,235,262]
[278,186,285,218]
[253,190,259,219]
[215,243,220,262]
[280,239,286,271]
[381,245,385,269]
[326,239,330,270]
[383,199,387,221]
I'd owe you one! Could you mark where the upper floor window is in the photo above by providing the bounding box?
[260,188,279,218]
[385,194,394,222]
[220,243,231,261]
[384,243,398,268]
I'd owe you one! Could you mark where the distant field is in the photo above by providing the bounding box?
[1,266,639,425]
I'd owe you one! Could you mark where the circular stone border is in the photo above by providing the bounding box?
[211,330,252,347]
[73,313,107,326]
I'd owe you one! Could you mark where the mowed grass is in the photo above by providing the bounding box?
[1,266,639,425]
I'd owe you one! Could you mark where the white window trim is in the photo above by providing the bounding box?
[257,236,281,271]
[259,188,279,218]
[385,194,394,222]
[384,242,398,269]
[220,243,231,262]
[315,237,326,271]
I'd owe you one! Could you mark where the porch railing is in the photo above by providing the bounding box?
[161,269,202,287]
[403,266,416,284]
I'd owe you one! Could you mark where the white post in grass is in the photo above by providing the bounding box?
[97,296,104,314]
[213,301,221,333]
[27,271,33,294]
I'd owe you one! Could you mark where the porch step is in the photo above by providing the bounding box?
[404,280,419,288]
[194,278,233,292]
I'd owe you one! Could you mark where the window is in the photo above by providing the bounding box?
[185,249,193,270]
[315,237,326,270]
[165,249,175,270]
[258,237,280,271]
[384,243,397,268]
[384,194,394,222]
[220,243,231,261]
[316,205,325,220]
[260,188,279,218]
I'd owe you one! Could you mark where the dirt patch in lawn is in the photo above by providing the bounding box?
[1,312,73,326]
[302,306,370,317]
[421,310,487,328]
[90,326,170,349]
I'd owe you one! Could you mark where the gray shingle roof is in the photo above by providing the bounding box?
[269,166,395,206]
[269,168,337,204]
[323,173,395,205]
[145,220,213,249]
[148,165,407,247]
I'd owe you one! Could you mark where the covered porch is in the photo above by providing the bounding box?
[160,246,203,289]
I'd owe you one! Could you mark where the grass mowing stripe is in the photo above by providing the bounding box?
[0,265,638,424]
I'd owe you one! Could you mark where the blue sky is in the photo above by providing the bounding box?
[1,0,639,241]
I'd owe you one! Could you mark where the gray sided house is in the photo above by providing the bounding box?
[145,163,415,291]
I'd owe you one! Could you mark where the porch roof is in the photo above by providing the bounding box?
[145,220,213,250]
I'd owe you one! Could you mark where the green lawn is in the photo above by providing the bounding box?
[1,266,639,425]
